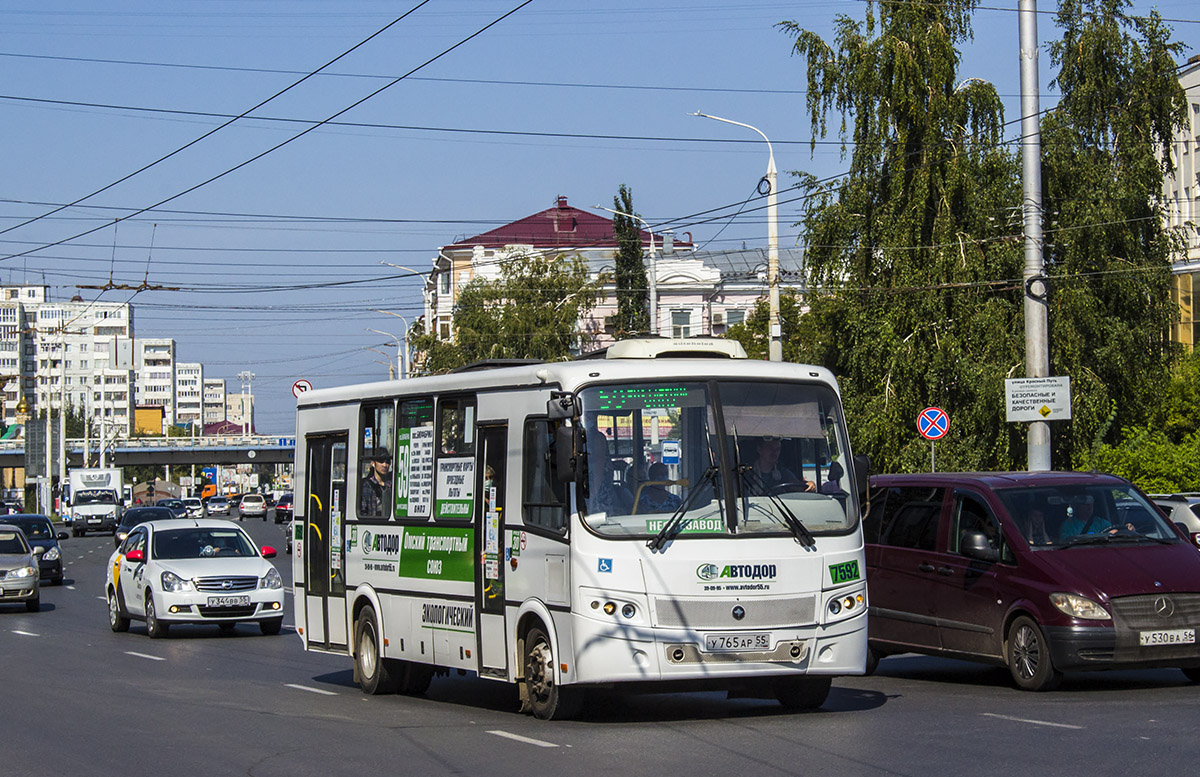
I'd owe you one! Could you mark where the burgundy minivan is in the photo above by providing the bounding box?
[864,471,1200,690]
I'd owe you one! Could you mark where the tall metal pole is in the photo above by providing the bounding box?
[690,112,782,360]
[594,206,657,336]
[1020,0,1051,471]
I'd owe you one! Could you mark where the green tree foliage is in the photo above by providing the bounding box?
[612,184,650,338]
[775,0,1189,474]
[779,0,1026,473]
[1042,0,1188,466]
[409,252,602,374]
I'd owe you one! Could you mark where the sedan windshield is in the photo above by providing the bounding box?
[996,483,1180,548]
[9,519,53,540]
[0,530,30,553]
[578,380,856,541]
[153,528,258,559]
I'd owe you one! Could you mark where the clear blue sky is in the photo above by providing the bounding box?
[2,0,1195,433]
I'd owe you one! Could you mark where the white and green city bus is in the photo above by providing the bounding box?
[292,338,869,719]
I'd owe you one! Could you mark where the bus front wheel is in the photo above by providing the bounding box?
[355,608,397,695]
[523,626,582,720]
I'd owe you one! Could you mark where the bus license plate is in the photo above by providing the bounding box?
[207,595,250,608]
[1139,629,1195,646]
[704,633,770,652]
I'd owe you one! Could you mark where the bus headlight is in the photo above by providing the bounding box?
[826,591,865,623]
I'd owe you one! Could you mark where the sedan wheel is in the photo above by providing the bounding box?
[108,590,130,632]
[145,593,170,639]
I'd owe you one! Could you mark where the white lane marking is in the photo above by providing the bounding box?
[981,712,1083,730]
[486,730,560,748]
[125,651,166,662]
[66,585,76,590]
[12,630,39,637]
[285,683,337,696]
[97,596,107,601]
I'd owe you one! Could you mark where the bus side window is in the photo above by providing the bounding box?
[523,419,568,534]
[359,401,395,519]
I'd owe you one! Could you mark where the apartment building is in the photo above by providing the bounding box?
[175,362,203,426]
[135,338,176,430]
[203,378,227,425]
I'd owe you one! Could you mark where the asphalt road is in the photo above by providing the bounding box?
[4,514,1198,777]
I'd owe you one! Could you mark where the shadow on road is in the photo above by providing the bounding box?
[874,653,1195,693]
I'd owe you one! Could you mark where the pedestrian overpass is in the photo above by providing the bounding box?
[0,435,296,469]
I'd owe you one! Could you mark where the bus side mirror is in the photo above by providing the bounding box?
[853,454,872,500]
[555,425,584,482]
[547,391,577,420]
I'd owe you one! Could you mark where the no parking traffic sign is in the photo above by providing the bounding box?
[917,407,949,441]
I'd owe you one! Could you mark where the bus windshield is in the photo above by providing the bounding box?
[578,380,856,541]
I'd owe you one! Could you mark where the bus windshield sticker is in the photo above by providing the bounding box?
[395,426,434,518]
[435,457,474,519]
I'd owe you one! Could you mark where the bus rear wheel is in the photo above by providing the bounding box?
[523,626,582,720]
[355,608,397,695]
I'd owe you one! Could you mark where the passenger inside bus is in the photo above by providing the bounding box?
[585,428,633,516]
[632,462,682,514]
[746,436,815,495]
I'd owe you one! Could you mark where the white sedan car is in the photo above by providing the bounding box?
[105,518,285,637]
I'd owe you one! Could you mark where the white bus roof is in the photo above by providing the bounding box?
[296,339,839,409]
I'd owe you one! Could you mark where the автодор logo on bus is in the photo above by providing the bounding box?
[696,563,777,581]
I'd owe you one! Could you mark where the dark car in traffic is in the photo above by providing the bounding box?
[4,515,67,585]
[273,494,293,524]
[865,471,1200,691]
[156,498,188,519]
[114,507,175,548]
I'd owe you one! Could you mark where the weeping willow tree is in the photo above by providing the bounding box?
[1040,0,1188,467]
[775,0,1189,473]
[779,0,1026,473]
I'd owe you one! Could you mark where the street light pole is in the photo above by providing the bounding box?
[593,205,657,336]
[691,111,782,361]
[369,313,411,379]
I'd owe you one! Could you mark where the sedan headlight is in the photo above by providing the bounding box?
[10,565,37,579]
[260,567,283,590]
[161,570,194,593]
[42,547,60,562]
[1050,592,1110,620]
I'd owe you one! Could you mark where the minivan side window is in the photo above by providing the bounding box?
[952,492,1003,556]
[867,486,944,550]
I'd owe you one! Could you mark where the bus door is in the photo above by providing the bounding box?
[303,433,349,651]
[475,423,508,676]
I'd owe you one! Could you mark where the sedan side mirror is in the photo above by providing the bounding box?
[57,531,69,540]
[261,546,278,559]
[125,549,145,563]
[960,530,1000,562]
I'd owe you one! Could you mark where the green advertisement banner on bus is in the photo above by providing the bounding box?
[398,526,474,582]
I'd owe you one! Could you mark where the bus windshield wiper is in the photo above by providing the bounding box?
[647,466,718,551]
[734,464,815,547]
